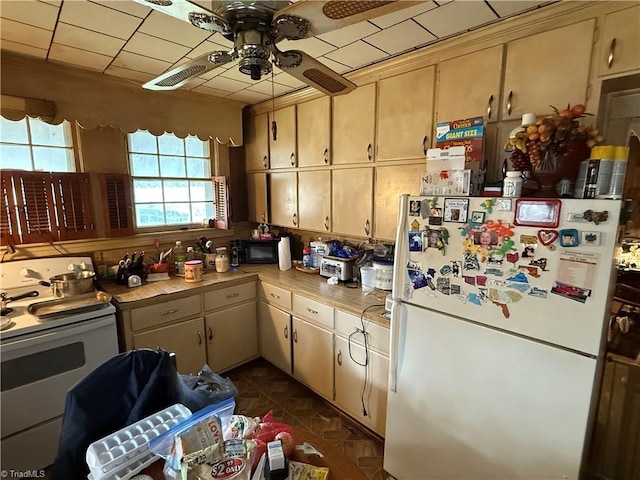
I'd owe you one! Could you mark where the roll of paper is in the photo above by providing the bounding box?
[278,237,292,271]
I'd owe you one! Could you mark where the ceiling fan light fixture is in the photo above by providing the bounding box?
[188,12,228,33]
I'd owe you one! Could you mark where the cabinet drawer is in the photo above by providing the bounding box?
[204,281,256,311]
[292,293,334,329]
[335,310,389,356]
[259,282,291,310]
[131,295,201,331]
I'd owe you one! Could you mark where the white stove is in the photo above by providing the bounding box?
[0,256,119,472]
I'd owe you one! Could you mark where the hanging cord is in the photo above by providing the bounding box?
[271,68,277,141]
[349,304,384,416]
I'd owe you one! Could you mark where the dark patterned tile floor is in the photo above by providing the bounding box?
[226,357,391,480]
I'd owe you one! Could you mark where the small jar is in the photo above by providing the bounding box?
[184,260,203,283]
[215,247,229,273]
[503,171,523,197]
[302,248,311,268]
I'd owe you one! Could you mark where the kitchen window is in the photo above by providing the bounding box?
[127,131,214,229]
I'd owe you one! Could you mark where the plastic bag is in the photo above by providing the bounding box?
[179,364,238,412]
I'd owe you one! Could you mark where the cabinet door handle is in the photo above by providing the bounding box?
[290,153,296,166]
[506,90,513,116]
[226,292,240,298]
[262,155,268,169]
[293,328,298,343]
[364,219,370,236]
[306,307,318,315]
[337,349,342,366]
[422,135,429,156]
[284,325,288,339]
[208,326,213,340]
[270,292,280,299]
[367,143,372,161]
[197,331,202,345]
[292,212,297,226]
[607,38,616,69]
[486,94,494,119]
[261,212,266,222]
[324,216,330,231]
[323,148,329,164]
[160,308,178,316]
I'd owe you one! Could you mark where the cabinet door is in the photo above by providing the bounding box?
[333,83,376,164]
[133,317,206,375]
[335,335,389,436]
[332,167,373,237]
[298,97,331,167]
[502,19,595,121]
[245,113,269,171]
[374,163,424,241]
[599,5,640,76]
[269,106,297,169]
[292,316,334,400]
[436,46,504,124]
[269,171,298,227]
[205,301,257,373]
[377,66,435,161]
[247,172,268,223]
[258,301,291,374]
[298,170,331,232]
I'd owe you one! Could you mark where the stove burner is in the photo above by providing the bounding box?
[1,318,13,330]
[1,307,13,316]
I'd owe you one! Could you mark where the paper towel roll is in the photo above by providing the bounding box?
[278,236,292,271]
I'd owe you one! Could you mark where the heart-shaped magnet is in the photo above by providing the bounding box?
[537,229,558,246]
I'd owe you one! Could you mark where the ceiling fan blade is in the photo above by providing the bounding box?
[273,0,419,39]
[132,0,230,34]
[142,51,233,90]
[274,49,356,97]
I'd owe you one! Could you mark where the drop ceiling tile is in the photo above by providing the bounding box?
[0,0,59,30]
[125,32,191,63]
[487,0,548,18]
[366,20,436,55]
[112,50,172,75]
[0,18,52,49]
[324,41,387,69]
[226,90,271,104]
[0,39,48,59]
[414,1,498,38]
[316,21,380,48]
[186,40,230,59]
[92,0,150,18]
[104,65,154,83]
[190,85,231,97]
[140,10,211,47]
[198,65,231,80]
[40,0,62,6]
[218,65,261,83]
[278,37,337,57]
[316,56,351,74]
[200,76,252,93]
[273,72,307,88]
[59,0,142,40]
[54,23,126,57]
[246,80,296,96]
[180,76,209,89]
[49,43,112,71]
[369,1,438,29]
[209,33,234,49]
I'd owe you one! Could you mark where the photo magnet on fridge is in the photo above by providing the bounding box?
[443,198,469,223]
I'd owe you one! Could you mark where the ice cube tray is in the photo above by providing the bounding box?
[86,403,191,480]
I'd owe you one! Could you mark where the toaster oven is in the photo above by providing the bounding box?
[320,256,356,281]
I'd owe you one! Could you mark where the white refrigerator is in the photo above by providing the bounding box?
[384,195,621,480]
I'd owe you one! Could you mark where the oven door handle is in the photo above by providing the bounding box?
[1,315,115,353]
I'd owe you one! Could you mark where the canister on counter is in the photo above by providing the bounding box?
[502,171,523,198]
[184,260,203,282]
[606,146,630,199]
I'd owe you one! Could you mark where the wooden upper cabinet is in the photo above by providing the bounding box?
[333,83,376,164]
[374,163,424,241]
[599,5,640,76]
[247,172,268,223]
[377,65,436,161]
[436,46,504,125]
[297,97,331,167]
[269,105,297,169]
[245,113,269,171]
[298,170,331,233]
[269,171,298,228]
[332,167,373,238]
[502,19,595,121]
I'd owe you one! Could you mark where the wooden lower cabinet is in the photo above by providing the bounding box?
[205,301,257,373]
[292,316,334,400]
[133,316,206,375]
[258,300,292,374]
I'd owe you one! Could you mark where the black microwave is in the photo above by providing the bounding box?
[242,239,279,264]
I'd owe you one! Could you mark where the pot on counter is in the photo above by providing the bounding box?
[40,271,96,298]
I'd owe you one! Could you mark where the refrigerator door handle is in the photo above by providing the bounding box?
[389,299,402,393]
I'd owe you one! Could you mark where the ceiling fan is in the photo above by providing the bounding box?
[133,0,414,97]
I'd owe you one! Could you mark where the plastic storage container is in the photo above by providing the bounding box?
[215,247,229,273]
[502,171,523,197]
[85,403,191,480]
[173,241,186,277]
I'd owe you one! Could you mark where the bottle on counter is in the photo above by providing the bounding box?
[215,247,229,273]
[502,171,523,198]
[173,240,187,276]
[302,248,311,268]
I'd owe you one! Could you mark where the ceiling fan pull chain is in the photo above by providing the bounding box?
[271,69,277,141]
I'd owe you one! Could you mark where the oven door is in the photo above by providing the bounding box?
[1,314,118,470]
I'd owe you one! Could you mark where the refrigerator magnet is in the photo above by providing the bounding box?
[559,229,579,247]
[443,198,469,223]
[409,232,424,251]
[514,199,561,228]
[581,231,602,245]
